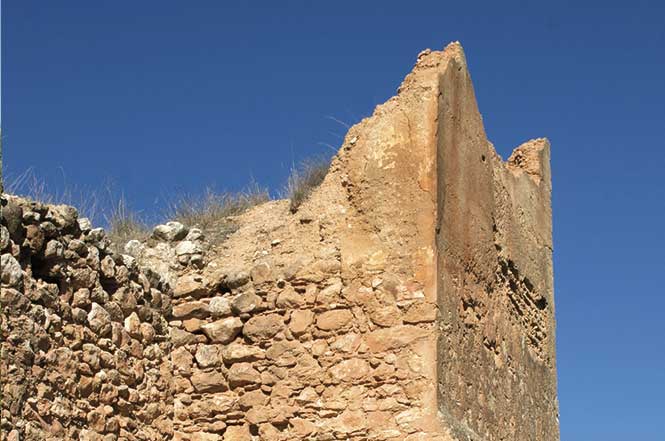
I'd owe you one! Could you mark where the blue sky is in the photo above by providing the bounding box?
[3,1,665,439]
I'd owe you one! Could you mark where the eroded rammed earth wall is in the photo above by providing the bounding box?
[1,42,558,441]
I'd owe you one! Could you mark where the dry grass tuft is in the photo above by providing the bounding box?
[104,194,150,248]
[286,156,331,212]
[5,167,102,220]
[6,168,149,249]
[168,181,269,243]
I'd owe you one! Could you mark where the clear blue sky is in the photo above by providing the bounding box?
[3,1,665,439]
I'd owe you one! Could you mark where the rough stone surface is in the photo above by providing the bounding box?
[1,42,558,441]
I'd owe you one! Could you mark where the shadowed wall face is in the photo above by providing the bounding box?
[435,54,559,440]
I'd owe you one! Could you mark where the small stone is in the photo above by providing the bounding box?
[402,301,438,323]
[175,240,202,257]
[124,312,141,338]
[46,204,78,230]
[25,224,45,252]
[289,310,314,336]
[44,239,64,259]
[2,200,24,242]
[72,288,91,308]
[290,418,318,437]
[185,228,204,241]
[222,342,265,364]
[365,325,428,352]
[231,292,261,315]
[195,344,223,368]
[174,274,209,298]
[124,239,144,257]
[0,226,10,251]
[316,309,353,331]
[201,317,243,344]
[140,322,156,343]
[275,286,303,308]
[316,281,343,304]
[330,358,370,382]
[172,346,194,374]
[227,362,260,388]
[191,369,228,393]
[1,254,23,288]
[225,271,250,289]
[172,301,209,319]
[100,255,116,278]
[223,424,251,441]
[250,262,272,284]
[78,217,93,232]
[183,317,205,332]
[152,221,188,242]
[88,303,112,336]
[171,327,199,347]
[242,313,284,341]
[68,238,88,255]
[369,304,402,327]
[209,297,232,317]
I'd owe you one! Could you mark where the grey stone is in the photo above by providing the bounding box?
[0,254,23,288]
[152,221,188,242]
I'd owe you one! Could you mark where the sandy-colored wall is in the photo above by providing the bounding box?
[1,42,558,441]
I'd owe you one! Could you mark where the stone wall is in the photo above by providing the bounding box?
[1,42,559,441]
[0,196,173,441]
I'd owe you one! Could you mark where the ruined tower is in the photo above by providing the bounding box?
[1,42,558,440]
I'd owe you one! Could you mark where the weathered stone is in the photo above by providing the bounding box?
[330,358,370,382]
[275,286,303,308]
[25,224,45,252]
[175,240,202,257]
[222,342,265,365]
[316,309,353,331]
[2,199,24,242]
[209,297,232,317]
[0,225,10,251]
[124,239,144,256]
[124,312,141,338]
[195,344,223,368]
[365,326,428,353]
[172,346,194,374]
[225,270,250,289]
[46,204,78,230]
[100,255,116,278]
[289,309,314,336]
[290,418,318,437]
[250,262,272,284]
[368,304,402,327]
[171,327,199,347]
[191,369,228,393]
[223,424,251,441]
[402,301,438,324]
[231,292,261,314]
[242,313,284,341]
[174,273,209,298]
[87,303,112,336]
[152,221,188,242]
[78,217,93,232]
[172,300,209,319]
[1,254,23,288]
[201,317,243,343]
[316,281,343,304]
[227,362,260,388]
